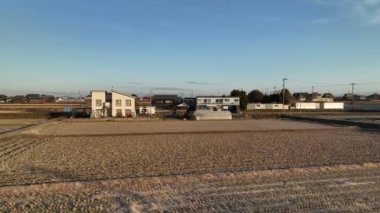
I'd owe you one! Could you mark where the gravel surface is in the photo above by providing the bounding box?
[37,119,339,135]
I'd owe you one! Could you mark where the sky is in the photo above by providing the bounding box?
[1,0,380,96]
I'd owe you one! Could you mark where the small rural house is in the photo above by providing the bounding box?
[151,95,182,110]
[321,102,344,109]
[139,106,156,115]
[265,104,288,110]
[91,90,136,118]
[247,103,266,110]
[294,102,320,110]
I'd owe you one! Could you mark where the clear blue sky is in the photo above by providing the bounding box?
[1,0,380,96]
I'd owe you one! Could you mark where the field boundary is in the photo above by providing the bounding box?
[35,127,353,137]
[283,115,380,130]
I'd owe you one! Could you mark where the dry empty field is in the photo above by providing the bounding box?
[0,119,45,134]
[0,119,379,212]
[36,119,339,135]
[1,164,379,212]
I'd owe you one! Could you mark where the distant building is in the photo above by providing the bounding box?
[136,96,151,107]
[7,95,26,103]
[151,95,182,110]
[247,103,266,110]
[367,93,380,101]
[138,106,156,116]
[293,93,309,102]
[294,92,334,103]
[91,90,136,118]
[196,96,240,113]
[311,95,334,103]
[265,103,289,110]
[343,94,366,101]
[183,97,196,111]
[321,102,344,109]
[295,102,320,110]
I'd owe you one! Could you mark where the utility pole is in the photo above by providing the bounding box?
[350,83,356,110]
[282,78,288,112]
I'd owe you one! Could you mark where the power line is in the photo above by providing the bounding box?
[287,79,347,86]
[288,78,380,86]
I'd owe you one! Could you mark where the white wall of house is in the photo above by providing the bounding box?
[196,96,240,111]
[247,103,266,110]
[312,96,334,103]
[91,91,106,118]
[139,106,156,115]
[194,111,232,120]
[265,104,288,110]
[321,102,344,109]
[111,91,136,117]
[295,102,320,109]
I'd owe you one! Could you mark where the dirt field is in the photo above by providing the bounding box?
[0,119,379,212]
[36,119,339,135]
[0,119,46,134]
[1,164,379,212]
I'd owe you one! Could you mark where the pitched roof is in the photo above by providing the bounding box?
[111,90,136,98]
[152,94,180,99]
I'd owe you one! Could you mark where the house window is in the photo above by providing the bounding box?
[224,99,230,102]
[203,99,207,104]
[125,100,131,106]
[96,100,102,107]
[207,99,211,104]
[216,99,222,103]
[234,99,239,102]
[116,99,122,107]
[116,109,122,117]
[165,100,173,104]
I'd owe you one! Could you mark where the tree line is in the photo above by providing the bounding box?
[230,89,293,110]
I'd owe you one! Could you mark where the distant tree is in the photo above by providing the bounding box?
[131,94,138,97]
[248,90,264,103]
[230,89,248,110]
[0,94,7,102]
[279,89,293,105]
[262,94,271,103]
[322,93,334,98]
[269,94,280,103]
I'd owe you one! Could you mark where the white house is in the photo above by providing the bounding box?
[196,96,240,112]
[247,103,266,110]
[265,104,289,110]
[139,106,156,115]
[295,102,320,110]
[91,90,109,118]
[111,91,136,117]
[91,90,136,118]
[321,102,344,109]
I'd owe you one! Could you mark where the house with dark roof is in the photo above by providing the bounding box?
[151,95,182,110]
